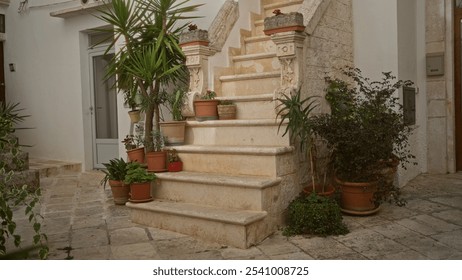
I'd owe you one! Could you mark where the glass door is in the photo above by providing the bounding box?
[90,52,119,168]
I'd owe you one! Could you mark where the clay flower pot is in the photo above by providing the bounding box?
[168,161,183,172]
[146,151,167,172]
[127,147,145,163]
[194,100,219,121]
[335,176,380,215]
[108,180,130,205]
[129,182,153,203]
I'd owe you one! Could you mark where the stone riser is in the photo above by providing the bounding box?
[185,120,289,146]
[0,151,29,172]
[0,169,40,190]
[128,200,270,249]
[220,73,280,96]
[243,36,276,55]
[173,145,294,177]
[154,172,281,211]
[232,53,280,75]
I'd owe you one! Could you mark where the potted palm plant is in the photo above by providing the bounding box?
[312,67,415,215]
[100,158,130,205]
[95,0,202,153]
[125,162,157,203]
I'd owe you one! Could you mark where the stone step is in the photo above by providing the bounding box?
[171,145,294,177]
[263,0,304,17]
[155,171,282,211]
[0,151,29,172]
[217,94,278,119]
[29,158,82,178]
[253,19,266,36]
[242,35,275,55]
[185,119,288,146]
[219,71,280,96]
[127,200,269,248]
[0,169,40,191]
[231,52,280,75]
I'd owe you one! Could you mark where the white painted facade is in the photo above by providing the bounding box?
[1,0,458,182]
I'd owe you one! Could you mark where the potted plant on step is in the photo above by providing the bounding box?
[160,88,187,145]
[194,89,219,121]
[167,149,183,172]
[217,100,237,120]
[276,88,334,197]
[145,130,167,172]
[100,158,130,205]
[312,67,416,215]
[125,162,157,203]
[122,134,144,163]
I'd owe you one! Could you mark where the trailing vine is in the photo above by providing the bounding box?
[0,102,48,259]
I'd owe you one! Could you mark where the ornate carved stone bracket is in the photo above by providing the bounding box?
[180,30,215,117]
[264,12,306,111]
[269,31,306,112]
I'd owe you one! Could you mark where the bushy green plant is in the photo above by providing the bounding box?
[201,90,216,100]
[100,158,129,188]
[312,67,415,182]
[283,193,348,236]
[124,162,157,184]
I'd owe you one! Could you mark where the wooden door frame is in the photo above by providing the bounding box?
[0,42,5,104]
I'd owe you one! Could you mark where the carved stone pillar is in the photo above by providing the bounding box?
[264,12,306,108]
[179,30,214,117]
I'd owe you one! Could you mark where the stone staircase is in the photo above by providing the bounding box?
[127,0,306,248]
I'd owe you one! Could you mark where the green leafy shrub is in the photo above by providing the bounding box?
[283,193,348,236]
[100,158,129,188]
[124,162,157,184]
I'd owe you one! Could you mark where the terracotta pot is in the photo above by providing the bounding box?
[168,161,183,172]
[160,121,186,145]
[194,100,219,121]
[303,184,335,198]
[129,182,152,203]
[217,104,237,120]
[128,110,141,123]
[108,180,130,205]
[146,151,167,172]
[127,147,145,163]
[335,176,379,215]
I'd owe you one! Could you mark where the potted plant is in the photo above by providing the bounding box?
[160,88,187,145]
[122,134,144,163]
[100,158,130,205]
[167,149,183,172]
[95,0,202,154]
[145,130,167,172]
[276,88,334,197]
[312,67,415,215]
[125,161,157,202]
[217,100,237,120]
[283,193,349,236]
[194,89,219,121]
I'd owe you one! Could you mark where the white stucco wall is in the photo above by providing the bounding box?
[352,0,427,185]
[3,0,231,170]
[4,0,107,170]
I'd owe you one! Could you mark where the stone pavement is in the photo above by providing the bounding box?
[9,165,462,260]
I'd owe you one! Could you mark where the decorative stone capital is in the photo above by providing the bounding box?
[263,12,305,36]
[179,29,210,47]
[180,41,214,117]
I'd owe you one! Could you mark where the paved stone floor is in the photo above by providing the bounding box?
[9,168,462,260]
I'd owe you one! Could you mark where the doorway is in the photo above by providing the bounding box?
[89,49,119,169]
